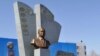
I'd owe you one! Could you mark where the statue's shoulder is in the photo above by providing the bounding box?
[45,39,50,45]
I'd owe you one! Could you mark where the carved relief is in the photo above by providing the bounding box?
[19,7,25,12]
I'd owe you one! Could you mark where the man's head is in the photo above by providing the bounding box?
[7,42,13,49]
[38,27,45,37]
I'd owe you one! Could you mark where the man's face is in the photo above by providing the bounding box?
[38,28,45,37]
[7,42,13,49]
[8,44,13,49]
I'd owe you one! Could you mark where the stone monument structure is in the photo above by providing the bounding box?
[14,2,36,56]
[31,27,50,56]
[14,1,61,56]
[34,4,61,44]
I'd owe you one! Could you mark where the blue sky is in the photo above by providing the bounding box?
[0,0,100,54]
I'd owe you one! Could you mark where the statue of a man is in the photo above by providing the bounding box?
[7,42,14,56]
[31,27,50,49]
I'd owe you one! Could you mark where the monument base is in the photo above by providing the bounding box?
[34,48,50,56]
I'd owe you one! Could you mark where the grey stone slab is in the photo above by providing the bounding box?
[34,4,61,44]
[14,2,36,56]
[34,49,50,56]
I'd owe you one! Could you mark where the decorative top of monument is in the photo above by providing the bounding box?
[34,4,54,21]
[31,27,50,49]
[35,4,54,16]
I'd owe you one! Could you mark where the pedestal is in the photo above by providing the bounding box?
[34,49,50,56]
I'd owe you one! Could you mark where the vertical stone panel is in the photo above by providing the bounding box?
[14,2,36,56]
[34,4,61,44]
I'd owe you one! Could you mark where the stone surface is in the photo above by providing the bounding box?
[34,4,61,44]
[34,49,50,56]
[14,1,61,56]
[14,2,36,56]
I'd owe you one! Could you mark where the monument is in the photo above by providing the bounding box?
[14,1,61,56]
[31,27,50,56]
[31,27,50,49]
[14,2,36,56]
[7,42,14,56]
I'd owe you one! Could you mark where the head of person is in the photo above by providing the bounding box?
[7,42,13,49]
[38,27,45,37]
